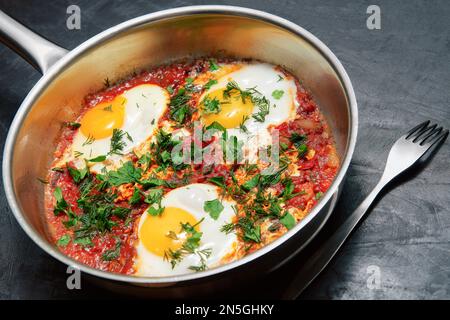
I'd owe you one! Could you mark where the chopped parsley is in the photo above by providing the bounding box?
[169,87,192,124]
[290,132,308,158]
[201,96,221,115]
[279,212,295,230]
[129,187,142,205]
[203,199,224,220]
[145,188,164,216]
[98,161,142,186]
[67,165,88,184]
[57,234,71,247]
[88,155,106,163]
[65,121,81,129]
[272,89,284,100]
[209,59,220,71]
[204,79,218,90]
[101,240,121,261]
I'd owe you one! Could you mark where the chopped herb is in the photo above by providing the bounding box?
[185,77,194,85]
[88,155,106,162]
[103,77,110,87]
[137,152,152,171]
[201,96,221,115]
[239,115,249,133]
[147,206,164,216]
[82,134,95,147]
[204,79,218,90]
[315,192,323,200]
[290,133,308,158]
[166,85,174,94]
[73,237,93,247]
[272,89,284,100]
[57,234,71,247]
[145,188,164,216]
[208,176,226,189]
[220,222,235,234]
[243,162,258,175]
[169,87,191,124]
[279,212,295,230]
[297,143,308,158]
[290,133,307,146]
[109,128,127,155]
[150,129,188,172]
[125,132,133,142]
[251,95,271,122]
[65,122,81,129]
[51,167,64,173]
[67,165,88,184]
[101,240,121,261]
[209,59,220,71]
[238,217,261,243]
[205,121,227,139]
[129,187,142,205]
[74,151,83,158]
[241,174,260,191]
[103,104,113,112]
[277,74,284,82]
[140,176,166,189]
[259,165,287,188]
[203,199,224,220]
[53,187,69,215]
[164,219,210,269]
[98,161,142,186]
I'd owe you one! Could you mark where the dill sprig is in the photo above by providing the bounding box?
[109,128,127,155]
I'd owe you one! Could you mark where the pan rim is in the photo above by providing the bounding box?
[2,5,358,285]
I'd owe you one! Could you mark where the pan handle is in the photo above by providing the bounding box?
[0,10,68,74]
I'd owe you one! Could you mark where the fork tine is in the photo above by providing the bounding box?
[413,124,438,143]
[418,126,442,144]
[406,120,430,139]
[421,129,449,147]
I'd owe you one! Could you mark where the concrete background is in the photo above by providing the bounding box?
[0,0,449,299]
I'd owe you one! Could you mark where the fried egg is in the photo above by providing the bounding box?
[199,63,298,162]
[134,183,237,277]
[62,84,169,172]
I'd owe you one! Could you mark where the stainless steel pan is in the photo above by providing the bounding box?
[1,5,357,296]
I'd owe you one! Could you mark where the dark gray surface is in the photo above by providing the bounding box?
[0,0,449,300]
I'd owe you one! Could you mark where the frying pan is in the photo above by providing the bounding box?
[0,5,357,297]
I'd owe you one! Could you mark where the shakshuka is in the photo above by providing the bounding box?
[44,58,340,276]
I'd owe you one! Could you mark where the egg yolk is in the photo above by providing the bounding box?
[139,207,198,257]
[201,87,254,129]
[80,96,126,140]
